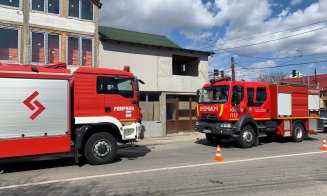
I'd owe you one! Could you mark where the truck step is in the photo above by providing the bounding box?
[258,133,267,138]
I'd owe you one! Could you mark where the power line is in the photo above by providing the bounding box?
[214,26,327,51]
[236,59,327,70]
[213,19,327,47]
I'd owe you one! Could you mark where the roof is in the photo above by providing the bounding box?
[281,74,327,91]
[99,26,213,55]
[99,26,181,49]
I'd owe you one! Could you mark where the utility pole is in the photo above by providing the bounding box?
[315,68,317,86]
[231,57,235,81]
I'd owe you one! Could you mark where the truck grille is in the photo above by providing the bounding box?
[201,113,218,121]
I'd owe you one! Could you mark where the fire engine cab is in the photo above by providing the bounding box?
[0,63,143,164]
[195,78,323,148]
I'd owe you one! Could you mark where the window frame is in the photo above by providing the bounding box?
[96,76,135,98]
[66,36,93,66]
[0,26,20,63]
[67,0,94,21]
[256,87,267,105]
[30,0,61,16]
[0,0,21,10]
[30,31,61,64]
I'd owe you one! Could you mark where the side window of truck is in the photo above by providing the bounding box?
[232,86,244,105]
[256,87,267,105]
[247,88,254,106]
[96,76,134,98]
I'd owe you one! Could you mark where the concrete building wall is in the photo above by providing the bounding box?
[0,6,24,24]
[29,13,95,34]
[99,41,208,93]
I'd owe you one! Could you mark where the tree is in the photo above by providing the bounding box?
[256,71,288,84]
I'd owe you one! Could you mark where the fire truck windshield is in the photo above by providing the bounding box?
[199,85,230,104]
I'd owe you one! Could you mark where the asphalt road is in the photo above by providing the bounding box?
[0,132,327,196]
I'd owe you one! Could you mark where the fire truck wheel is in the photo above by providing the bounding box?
[205,133,222,144]
[292,123,305,142]
[238,125,256,148]
[84,132,117,165]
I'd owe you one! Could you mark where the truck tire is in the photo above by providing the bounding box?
[84,132,117,165]
[205,133,222,144]
[237,125,256,148]
[292,123,305,142]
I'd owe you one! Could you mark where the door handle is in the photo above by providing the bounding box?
[105,107,111,113]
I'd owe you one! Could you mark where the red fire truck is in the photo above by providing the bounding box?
[195,78,322,148]
[0,63,143,164]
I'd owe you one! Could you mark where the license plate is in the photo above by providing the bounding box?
[203,129,211,133]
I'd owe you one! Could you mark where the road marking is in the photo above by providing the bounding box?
[0,151,326,190]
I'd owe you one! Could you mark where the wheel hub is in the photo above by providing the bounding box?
[295,127,303,139]
[93,140,111,158]
[242,131,253,143]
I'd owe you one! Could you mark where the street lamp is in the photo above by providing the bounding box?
[296,49,304,84]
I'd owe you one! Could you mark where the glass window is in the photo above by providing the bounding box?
[48,0,60,14]
[81,0,93,20]
[0,28,19,62]
[32,0,45,12]
[69,0,79,18]
[199,86,230,104]
[48,34,60,64]
[166,103,176,120]
[82,38,92,66]
[232,86,244,105]
[0,0,19,7]
[31,32,45,63]
[97,77,134,98]
[67,37,79,65]
[256,87,267,104]
[247,88,254,106]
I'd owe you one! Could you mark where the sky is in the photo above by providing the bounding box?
[99,0,327,81]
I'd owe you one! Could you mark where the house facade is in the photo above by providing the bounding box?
[99,26,212,137]
[0,0,101,68]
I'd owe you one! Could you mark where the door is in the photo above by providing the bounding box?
[246,87,270,119]
[98,76,138,121]
[166,98,178,134]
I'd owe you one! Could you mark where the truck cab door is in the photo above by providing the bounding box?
[246,87,270,119]
[100,76,137,121]
[230,85,246,119]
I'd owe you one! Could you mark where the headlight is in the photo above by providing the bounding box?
[220,123,232,128]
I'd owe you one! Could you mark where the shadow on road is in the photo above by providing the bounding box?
[195,134,319,148]
[0,145,151,174]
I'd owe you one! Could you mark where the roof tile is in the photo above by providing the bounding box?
[99,26,181,49]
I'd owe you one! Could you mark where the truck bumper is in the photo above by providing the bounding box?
[195,121,234,136]
[122,122,143,141]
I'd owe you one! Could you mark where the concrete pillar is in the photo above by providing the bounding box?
[22,0,30,64]
[159,92,167,135]
[93,4,99,68]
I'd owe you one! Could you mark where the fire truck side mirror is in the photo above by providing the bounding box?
[196,89,200,103]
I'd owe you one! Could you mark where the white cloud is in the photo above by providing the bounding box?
[235,60,278,81]
[291,0,304,6]
[99,0,327,74]
[321,65,327,70]
[308,63,316,68]
[99,0,220,38]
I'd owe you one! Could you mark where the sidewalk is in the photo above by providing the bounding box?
[137,132,205,146]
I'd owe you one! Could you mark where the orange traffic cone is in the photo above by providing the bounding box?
[321,138,327,151]
[214,145,224,161]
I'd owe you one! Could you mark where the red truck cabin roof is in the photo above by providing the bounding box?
[75,67,134,78]
[203,80,269,88]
